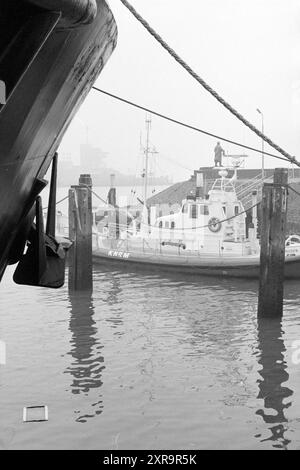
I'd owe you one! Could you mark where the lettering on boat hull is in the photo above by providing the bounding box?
[108,250,130,259]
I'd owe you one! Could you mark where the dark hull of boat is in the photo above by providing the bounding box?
[0,0,117,280]
[93,249,300,279]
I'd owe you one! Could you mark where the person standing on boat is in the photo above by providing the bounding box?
[214,142,225,167]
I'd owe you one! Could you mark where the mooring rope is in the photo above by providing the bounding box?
[119,0,300,168]
[92,87,288,164]
[79,184,137,221]
[43,194,69,212]
[135,202,260,232]
[45,185,259,232]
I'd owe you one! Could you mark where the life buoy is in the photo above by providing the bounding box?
[208,217,222,233]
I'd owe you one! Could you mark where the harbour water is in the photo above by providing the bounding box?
[0,261,300,450]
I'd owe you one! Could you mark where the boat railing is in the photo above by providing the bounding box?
[239,176,273,210]
[206,173,273,205]
[210,178,236,193]
[236,174,272,201]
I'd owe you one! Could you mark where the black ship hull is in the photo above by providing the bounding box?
[0,0,117,281]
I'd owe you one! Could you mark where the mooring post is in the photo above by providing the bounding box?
[79,172,95,228]
[252,190,258,237]
[107,173,119,240]
[247,190,258,248]
[68,179,93,291]
[257,168,288,317]
[46,152,58,237]
[79,173,92,208]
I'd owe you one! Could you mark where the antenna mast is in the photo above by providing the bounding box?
[143,114,151,205]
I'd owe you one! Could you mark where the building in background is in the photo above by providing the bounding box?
[57,143,171,187]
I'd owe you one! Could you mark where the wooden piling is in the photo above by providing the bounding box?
[79,173,94,227]
[252,190,258,237]
[258,168,288,317]
[46,152,58,237]
[107,173,116,206]
[79,173,92,206]
[107,173,119,239]
[68,179,93,291]
[247,190,258,243]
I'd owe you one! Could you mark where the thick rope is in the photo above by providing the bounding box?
[43,194,69,211]
[80,183,136,220]
[119,0,300,168]
[93,87,289,164]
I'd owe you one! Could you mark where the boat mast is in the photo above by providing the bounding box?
[143,114,151,206]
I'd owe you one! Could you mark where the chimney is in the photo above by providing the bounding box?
[195,171,204,199]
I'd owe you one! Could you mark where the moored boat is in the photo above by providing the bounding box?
[92,166,300,279]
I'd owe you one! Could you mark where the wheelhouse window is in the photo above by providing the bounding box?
[199,205,209,215]
[234,206,239,216]
[158,221,163,228]
[171,221,175,229]
[189,205,198,219]
[222,206,226,216]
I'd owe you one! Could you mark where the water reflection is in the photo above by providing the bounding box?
[97,269,124,334]
[93,261,259,293]
[105,272,122,306]
[65,291,104,423]
[255,317,293,449]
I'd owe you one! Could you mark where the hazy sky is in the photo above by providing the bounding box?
[59,0,300,182]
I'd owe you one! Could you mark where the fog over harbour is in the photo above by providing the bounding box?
[59,0,300,183]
